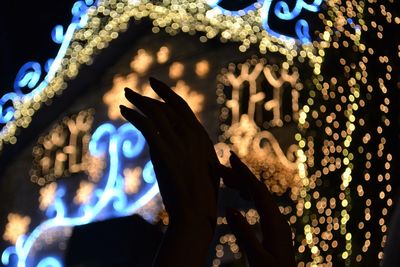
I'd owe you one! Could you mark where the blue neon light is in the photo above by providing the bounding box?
[205,0,263,16]
[37,257,62,267]
[44,59,54,73]
[0,0,98,126]
[295,19,312,44]
[118,123,146,158]
[143,161,156,184]
[273,0,322,20]
[207,0,322,44]
[1,122,160,267]
[263,0,322,43]
[0,93,17,124]
[13,62,42,94]
[51,26,64,44]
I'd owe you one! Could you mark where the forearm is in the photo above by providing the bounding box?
[152,218,214,267]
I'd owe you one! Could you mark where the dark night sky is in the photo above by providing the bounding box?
[0,0,74,95]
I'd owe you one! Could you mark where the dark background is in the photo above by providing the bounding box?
[0,0,74,95]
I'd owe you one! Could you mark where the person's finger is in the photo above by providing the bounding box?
[229,152,261,187]
[120,105,156,140]
[229,151,281,216]
[229,151,292,256]
[218,164,251,200]
[120,105,169,154]
[120,105,183,191]
[225,208,277,266]
[148,78,218,161]
[124,88,183,149]
[148,78,220,201]
[149,77,198,124]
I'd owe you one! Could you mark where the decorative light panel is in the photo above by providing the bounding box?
[0,0,324,152]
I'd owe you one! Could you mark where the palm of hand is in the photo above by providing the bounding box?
[120,78,218,225]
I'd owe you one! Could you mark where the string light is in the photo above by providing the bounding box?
[0,0,321,152]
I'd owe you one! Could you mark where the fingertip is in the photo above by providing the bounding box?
[229,153,241,170]
[119,105,128,112]
[120,106,134,122]
[119,105,140,121]
[124,87,140,98]
[149,77,161,88]
[149,77,172,94]
[229,152,249,173]
[229,150,239,162]
[229,150,238,157]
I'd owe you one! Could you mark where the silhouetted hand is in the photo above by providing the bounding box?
[120,77,219,267]
[220,152,296,267]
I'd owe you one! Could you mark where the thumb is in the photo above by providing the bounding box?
[218,164,252,200]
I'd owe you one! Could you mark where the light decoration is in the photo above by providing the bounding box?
[2,122,160,267]
[212,56,305,265]
[212,1,399,264]
[207,0,323,43]
[103,46,205,121]
[215,56,303,198]
[73,181,95,204]
[0,0,97,149]
[39,183,58,211]
[290,1,399,266]
[30,109,95,186]
[130,49,154,75]
[212,56,308,267]
[289,2,364,264]
[2,215,31,245]
[0,0,324,152]
[169,62,185,79]
[2,40,209,266]
[195,60,210,78]
[36,257,62,267]
[123,167,142,194]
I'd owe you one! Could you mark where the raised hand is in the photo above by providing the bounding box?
[120,77,219,267]
[220,152,296,267]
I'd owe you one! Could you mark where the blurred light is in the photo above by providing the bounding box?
[51,25,64,44]
[2,122,159,267]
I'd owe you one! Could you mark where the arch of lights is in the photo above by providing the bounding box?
[1,0,398,266]
[0,0,323,149]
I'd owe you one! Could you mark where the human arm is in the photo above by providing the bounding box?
[120,77,219,267]
[220,152,296,267]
